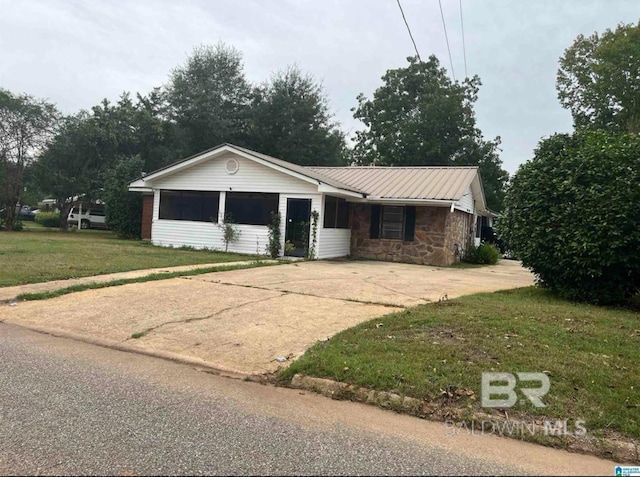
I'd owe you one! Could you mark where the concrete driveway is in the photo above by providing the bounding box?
[3,260,533,375]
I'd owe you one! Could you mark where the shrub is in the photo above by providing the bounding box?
[267,211,281,258]
[464,242,500,265]
[103,156,143,239]
[217,215,240,252]
[497,130,640,305]
[35,211,61,228]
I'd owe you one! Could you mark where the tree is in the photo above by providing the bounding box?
[248,66,347,165]
[557,21,640,133]
[127,88,184,172]
[168,43,252,155]
[0,89,59,229]
[103,156,144,239]
[497,130,640,305]
[35,113,107,229]
[352,56,508,211]
[36,92,180,230]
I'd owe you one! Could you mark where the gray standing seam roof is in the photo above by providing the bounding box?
[307,166,478,201]
[139,143,478,201]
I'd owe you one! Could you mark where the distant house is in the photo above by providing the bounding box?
[128,143,494,266]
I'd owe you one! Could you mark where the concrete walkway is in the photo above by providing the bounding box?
[0,260,262,302]
[2,260,534,375]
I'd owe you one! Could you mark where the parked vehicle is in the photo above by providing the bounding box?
[17,205,36,221]
[67,203,107,229]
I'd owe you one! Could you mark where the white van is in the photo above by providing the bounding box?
[67,203,107,229]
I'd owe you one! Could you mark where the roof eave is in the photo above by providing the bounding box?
[356,197,456,207]
[128,186,153,193]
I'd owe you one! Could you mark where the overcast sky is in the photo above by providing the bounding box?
[0,1,637,173]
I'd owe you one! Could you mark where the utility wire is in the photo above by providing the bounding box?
[395,0,422,62]
[459,0,468,78]
[438,0,456,80]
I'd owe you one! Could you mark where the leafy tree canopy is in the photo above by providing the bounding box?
[168,43,252,155]
[557,21,640,133]
[248,66,347,166]
[0,89,60,229]
[35,92,174,229]
[352,55,508,211]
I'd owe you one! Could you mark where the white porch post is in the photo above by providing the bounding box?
[218,191,226,224]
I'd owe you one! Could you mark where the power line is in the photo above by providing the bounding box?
[395,0,422,62]
[438,0,456,81]
[459,0,468,78]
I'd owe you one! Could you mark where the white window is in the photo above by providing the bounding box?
[381,206,404,240]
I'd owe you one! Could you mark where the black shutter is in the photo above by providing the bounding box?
[370,205,381,239]
[403,206,416,241]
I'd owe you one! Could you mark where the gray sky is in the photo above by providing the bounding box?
[0,1,637,173]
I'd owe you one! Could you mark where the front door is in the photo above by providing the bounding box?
[285,198,311,257]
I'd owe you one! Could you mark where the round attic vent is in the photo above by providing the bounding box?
[225,158,239,175]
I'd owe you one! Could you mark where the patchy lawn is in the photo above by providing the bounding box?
[0,226,252,286]
[281,287,640,443]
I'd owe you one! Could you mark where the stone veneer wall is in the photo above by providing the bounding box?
[350,204,473,266]
[444,209,472,263]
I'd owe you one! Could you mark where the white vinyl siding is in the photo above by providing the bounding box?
[152,220,270,254]
[148,152,323,255]
[316,193,350,259]
[454,186,474,214]
[317,228,351,259]
[152,189,324,256]
[153,153,317,194]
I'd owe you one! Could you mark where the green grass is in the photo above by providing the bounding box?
[15,261,281,301]
[281,287,640,441]
[0,225,254,287]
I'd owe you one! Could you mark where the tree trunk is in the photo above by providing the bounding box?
[4,197,18,231]
[59,201,73,231]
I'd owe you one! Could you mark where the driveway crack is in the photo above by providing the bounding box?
[125,293,285,340]
[362,276,432,302]
[211,281,404,308]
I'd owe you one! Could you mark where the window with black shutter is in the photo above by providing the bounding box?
[370,205,417,241]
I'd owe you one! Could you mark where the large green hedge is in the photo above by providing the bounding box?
[103,156,143,239]
[34,211,61,228]
[497,130,640,305]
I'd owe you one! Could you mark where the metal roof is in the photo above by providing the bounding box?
[307,166,479,200]
[137,143,480,202]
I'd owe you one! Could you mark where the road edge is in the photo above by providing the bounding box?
[286,373,640,464]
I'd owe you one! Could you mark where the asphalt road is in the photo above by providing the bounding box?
[0,323,613,476]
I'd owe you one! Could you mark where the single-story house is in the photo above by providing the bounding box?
[128,143,494,266]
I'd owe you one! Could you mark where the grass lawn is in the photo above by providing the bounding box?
[281,287,640,443]
[0,223,252,287]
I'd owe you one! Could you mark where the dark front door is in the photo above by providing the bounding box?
[285,198,311,257]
